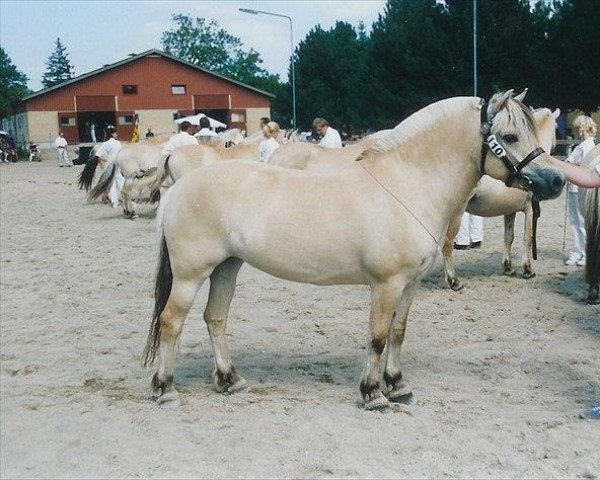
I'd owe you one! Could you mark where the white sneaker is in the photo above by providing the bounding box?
[576,256,586,267]
[565,254,583,266]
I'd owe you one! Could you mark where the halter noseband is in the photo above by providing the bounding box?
[479,98,545,188]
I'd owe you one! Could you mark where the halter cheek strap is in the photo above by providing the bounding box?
[479,99,545,188]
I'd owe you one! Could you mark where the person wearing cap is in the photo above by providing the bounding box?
[161,121,198,157]
[54,131,72,167]
[194,116,219,145]
[95,126,123,208]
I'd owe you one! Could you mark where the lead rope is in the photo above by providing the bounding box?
[357,160,442,249]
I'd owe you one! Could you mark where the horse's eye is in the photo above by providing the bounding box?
[502,134,518,144]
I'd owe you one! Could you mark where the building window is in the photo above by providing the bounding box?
[60,116,75,126]
[119,115,134,125]
[171,85,186,95]
[231,112,245,123]
[122,84,138,95]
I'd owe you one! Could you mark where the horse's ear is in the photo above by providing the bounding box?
[488,90,514,117]
[513,88,528,102]
[552,108,561,119]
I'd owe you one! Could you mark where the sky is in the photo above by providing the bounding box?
[0,0,387,92]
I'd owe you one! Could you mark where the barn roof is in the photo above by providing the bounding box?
[23,49,275,100]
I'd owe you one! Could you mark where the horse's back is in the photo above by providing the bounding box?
[118,142,162,174]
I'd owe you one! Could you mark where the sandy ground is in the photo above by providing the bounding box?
[0,158,598,479]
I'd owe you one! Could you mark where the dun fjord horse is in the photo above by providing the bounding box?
[148,135,263,193]
[143,91,565,410]
[87,142,163,218]
[579,144,600,304]
[442,107,560,290]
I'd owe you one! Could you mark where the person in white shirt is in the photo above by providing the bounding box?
[259,121,281,163]
[194,116,219,145]
[564,115,597,266]
[162,121,198,157]
[313,117,342,149]
[95,126,123,208]
[54,132,71,167]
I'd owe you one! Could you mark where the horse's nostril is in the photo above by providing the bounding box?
[552,174,565,190]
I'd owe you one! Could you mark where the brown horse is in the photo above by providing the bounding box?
[143,91,565,410]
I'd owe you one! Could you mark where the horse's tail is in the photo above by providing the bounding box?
[142,221,173,367]
[148,155,170,203]
[532,199,541,260]
[87,161,116,202]
[583,187,600,286]
[77,154,99,191]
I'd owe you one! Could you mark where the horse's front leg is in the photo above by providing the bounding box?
[360,279,404,410]
[503,213,516,276]
[443,212,465,291]
[204,257,247,394]
[521,202,536,279]
[383,282,418,403]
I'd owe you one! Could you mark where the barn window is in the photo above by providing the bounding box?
[60,116,75,126]
[122,84,138,95]
[118,115,134,125]
[171,85,186,95]
[231,112,245,122]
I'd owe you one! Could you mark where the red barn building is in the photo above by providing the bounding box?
[6,49,274,146]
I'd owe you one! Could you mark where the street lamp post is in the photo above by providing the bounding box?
[473,0,477,96]
[239,8,297,130]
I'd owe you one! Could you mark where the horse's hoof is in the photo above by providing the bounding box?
[226,377,248,394]
[129,213,139,220]
[503,269,516,277]
[386,382,413,404]
[450,281,464,291]
[364,395,391,411]
[522,271,536,279]
[157,390,180,408]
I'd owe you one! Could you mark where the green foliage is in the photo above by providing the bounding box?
[0,47,30,117]
[545,0,600,114]
[161,14,290,123]
[158,4,598,132]
[41,38,75,89]
[295,21,369,133]
[161,15,279,87]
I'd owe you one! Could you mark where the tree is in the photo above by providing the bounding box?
[161,15,280,92]
[41,38,75,88]
[294,22,368,132]
[545,0,600,114]
[0,47,30,118]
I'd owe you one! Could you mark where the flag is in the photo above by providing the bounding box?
[131,115,140,143]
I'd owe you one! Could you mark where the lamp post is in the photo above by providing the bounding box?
[239,8,297,130]
[473,0,477,96]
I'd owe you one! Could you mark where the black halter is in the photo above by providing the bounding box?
[479,98,545,188]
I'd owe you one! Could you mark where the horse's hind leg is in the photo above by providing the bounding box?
[521,203,535,279]
[383,281,418,404]
[503,213,516,276]
[121,180,136,218]
[153,277,206,406]
[204,257,247,394]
